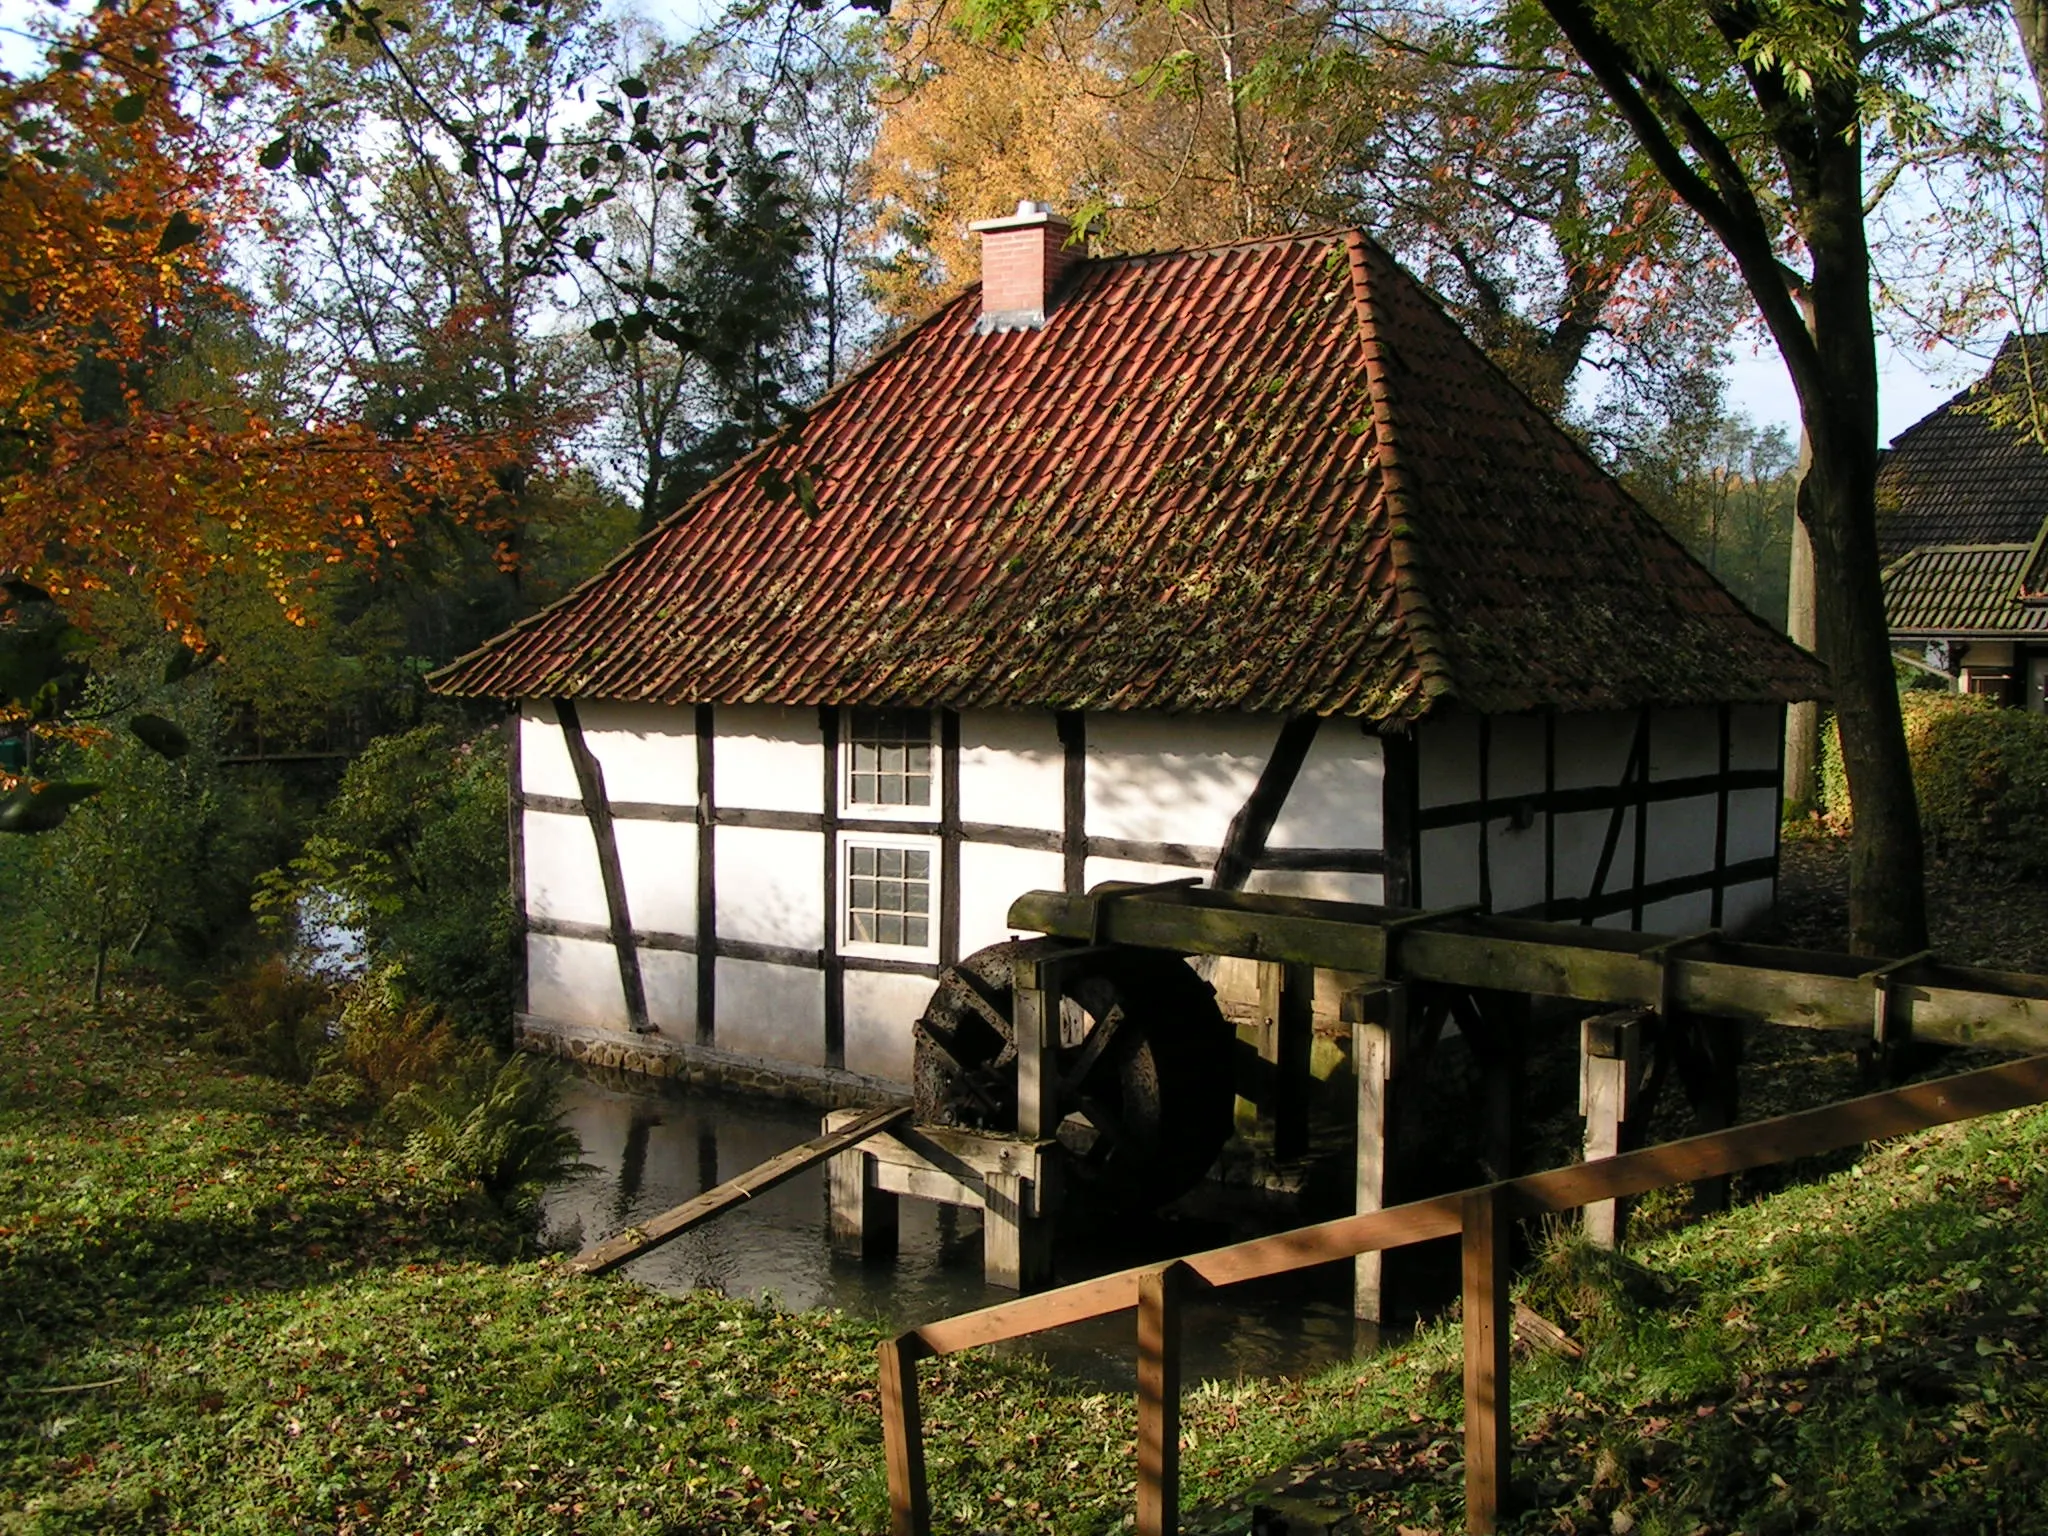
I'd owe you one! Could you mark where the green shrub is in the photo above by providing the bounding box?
[20,665,283,998]
[260,726,516,1040]
[201,957,335,1083]
[1821,691,2048,867]
[325,963,483,1102]
[387,1052,586,1218]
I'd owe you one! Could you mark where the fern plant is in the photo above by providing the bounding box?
[388,1053,587,1218]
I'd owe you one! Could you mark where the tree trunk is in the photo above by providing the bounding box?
[1783,419,1820,816]
[91,931,109,1007]
[2015,1,2048,117]
[1796,122,1928,956]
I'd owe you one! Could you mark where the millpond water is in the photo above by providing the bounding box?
[542,1067,1386,1389]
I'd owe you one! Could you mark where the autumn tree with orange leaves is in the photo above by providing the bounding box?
[0,0,522,825]
[2,0,523,630]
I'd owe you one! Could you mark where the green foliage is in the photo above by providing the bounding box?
[199,957,335,1084]
[260,725,516,1038]
[1821,691,2048,869]
[12,989,2048,1532]
[321,962,482,1104]
[387,1052,586,1218]
[1621,408,1798,628]
[10,662,280,997]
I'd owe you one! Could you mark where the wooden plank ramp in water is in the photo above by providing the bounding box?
[567,1103,912,1276]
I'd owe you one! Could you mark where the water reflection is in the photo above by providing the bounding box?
[543,1069,1386,1389]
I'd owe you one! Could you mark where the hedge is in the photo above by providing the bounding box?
[1821,690,2048,868]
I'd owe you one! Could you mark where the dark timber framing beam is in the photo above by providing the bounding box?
[1213,715,1320,892]
[940,710,963,968]
[526,914,942,980]
[554,699,652,1033]
[507,710,529,1016]
[696,704,717,1046]
[1382,728,1419,908]
[518,795,1386,878]
[1058,710,1086,894]
[1005,883,2048,1055]
[823,705,845,1069]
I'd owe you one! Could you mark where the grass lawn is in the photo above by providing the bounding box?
[7,967,2048,1533]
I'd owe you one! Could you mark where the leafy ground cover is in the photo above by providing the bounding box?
[9,877,2048,1533]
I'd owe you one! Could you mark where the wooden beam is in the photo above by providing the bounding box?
[1261,961,1315,1161]
[1462,1185,1511,1535]
[507,710,529,1017]
[1005,885,2048,1053]
[696,704,716,1047]
[829,1143,899,1263]
[1058,711,1086,894]
[879,1333,932,1536]
[1012,953,1061,1140]
[822,706,844,1069]
[1213,715,1319,892]
[1580,1009,1648,1247]
[1352,983,1410,1322]
[567,1104,909,1275]
[1136,1262,1194,1536]
[554,700,651,1034]
[909,1054,2048,1358]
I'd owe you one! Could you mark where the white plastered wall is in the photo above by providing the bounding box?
[1266,724,1387,853]
[576,700,696,805]
[1084,713,1272,849]
[715,958,827,1066]
[844,971,932,1082]
[714,825,826,951]
[959,710,1064,832]
[1416,706,1784,936]
[716,705,824,813]
[959,843,1064,956]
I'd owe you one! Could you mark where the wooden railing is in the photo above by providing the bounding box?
[877,1054,2048,1536]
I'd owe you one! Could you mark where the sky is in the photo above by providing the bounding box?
[1726,329,1984,450]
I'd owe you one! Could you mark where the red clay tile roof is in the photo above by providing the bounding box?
[434,230,1825,717]
[1878,337,2048,560]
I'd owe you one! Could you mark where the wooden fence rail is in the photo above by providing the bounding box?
[878,1054,2048,1536]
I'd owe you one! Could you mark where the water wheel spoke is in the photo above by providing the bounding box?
[1073,1093,1128,1152]
[952,968,1014,1037]
[1058,1003,1126,1099]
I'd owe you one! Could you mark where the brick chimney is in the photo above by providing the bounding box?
[969,200,1074,334]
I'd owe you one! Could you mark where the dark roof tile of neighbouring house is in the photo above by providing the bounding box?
[434,230,1826,719]
[1883,543,2048,637]
[1877,336,2048,560]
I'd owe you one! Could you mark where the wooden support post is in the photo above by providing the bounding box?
[1580,1009,1648,1249]
[1465,990,1527,1183]
[829,1148,899,1263]
[1260,960,1315,1161]
[1137,1261,1192,1536]
[1351,982,1410,1322]
[982,1170,1053,1290]
[879,1333,931,1536]
[1462,1185,1512,1535]
[1012,956,1061,1141]
[1674,1014,1743,1216]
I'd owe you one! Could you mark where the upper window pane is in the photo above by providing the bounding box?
[846,708,933,808]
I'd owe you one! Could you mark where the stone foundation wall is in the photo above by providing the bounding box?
[514,1013,910,1111]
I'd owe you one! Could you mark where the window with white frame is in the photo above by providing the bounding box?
[844,707,933,812]
[839,833,939,959]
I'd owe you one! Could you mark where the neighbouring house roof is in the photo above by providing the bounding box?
[1883,543,2048,637]
[434,230,1825,719]
[1877,336,2048,560]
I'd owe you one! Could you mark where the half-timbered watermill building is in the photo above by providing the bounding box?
[435,203,1827,1105]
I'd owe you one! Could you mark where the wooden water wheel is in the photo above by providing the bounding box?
[911,938,1235,1208]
